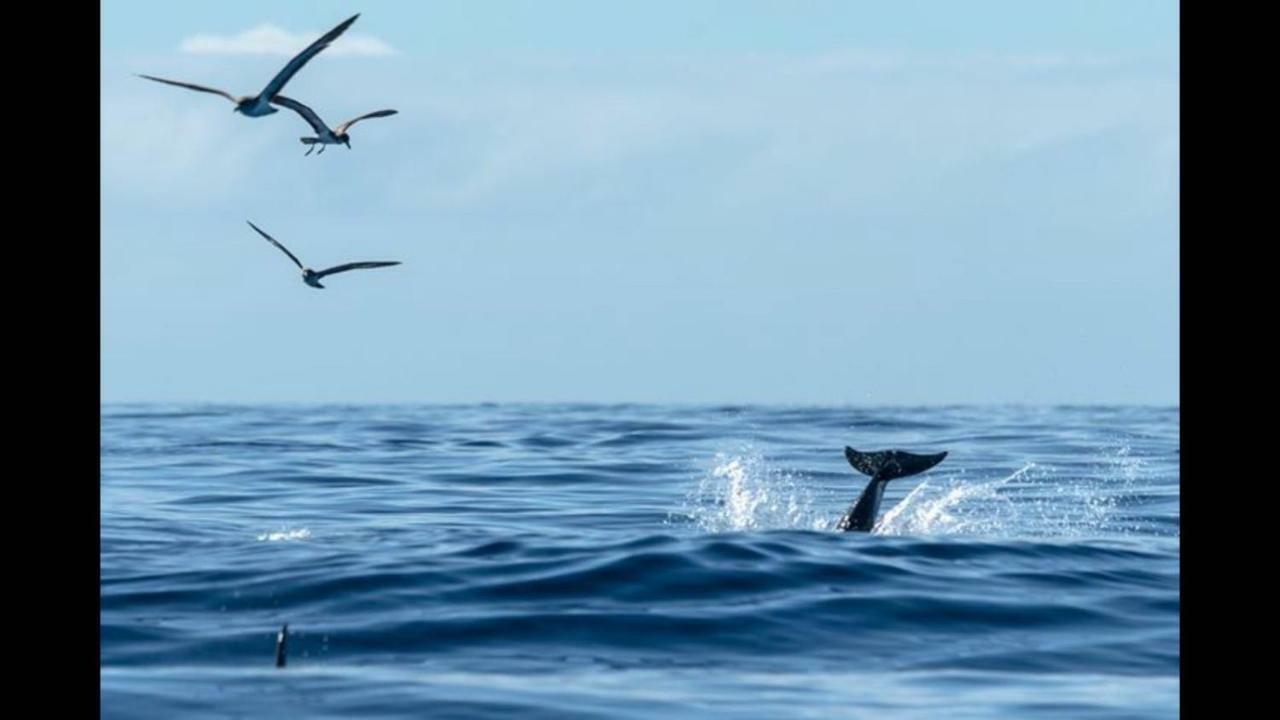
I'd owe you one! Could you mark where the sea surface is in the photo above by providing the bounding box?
[101,404,1180,719]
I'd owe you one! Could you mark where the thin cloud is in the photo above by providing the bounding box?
[181,23,395,57]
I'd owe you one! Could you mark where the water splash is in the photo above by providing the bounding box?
[673,447,830,532]
[672,441,1169,539]
[876,464,1035,536]
[1080,442,1166,534]
[257,527,312,542]
[877,443,1161,538]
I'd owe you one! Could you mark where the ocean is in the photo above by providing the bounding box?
[101,404,1179,718]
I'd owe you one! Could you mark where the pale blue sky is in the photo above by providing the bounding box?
[101,2,1178,404]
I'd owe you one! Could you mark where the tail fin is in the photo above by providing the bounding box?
[844,447,947,481]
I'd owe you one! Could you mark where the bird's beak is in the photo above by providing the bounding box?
[345,140,352,149]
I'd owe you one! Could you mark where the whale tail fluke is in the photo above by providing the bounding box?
[844,447,947,481]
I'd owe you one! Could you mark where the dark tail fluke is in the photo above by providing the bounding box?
[844,447,947,481]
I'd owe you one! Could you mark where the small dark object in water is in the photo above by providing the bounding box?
[275,624,288,668]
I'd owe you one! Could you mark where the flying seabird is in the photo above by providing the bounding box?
[137,13,360,117]
[271,95,398,155]
[247,221,401,289]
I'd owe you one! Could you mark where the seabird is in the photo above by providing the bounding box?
[271,95,398,155]
[247,221,401,289]
[137,13,360,117]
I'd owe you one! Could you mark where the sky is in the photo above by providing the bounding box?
[101,1,1179,405]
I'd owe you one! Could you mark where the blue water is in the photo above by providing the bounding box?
[101,404,1179,718]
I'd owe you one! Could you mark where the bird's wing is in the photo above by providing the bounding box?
[270,95,331,135]
[246,221,305,270]
[137,74,237,103]
[314,261,401,278]
[258,13,360,99]
[334,109,398,135]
